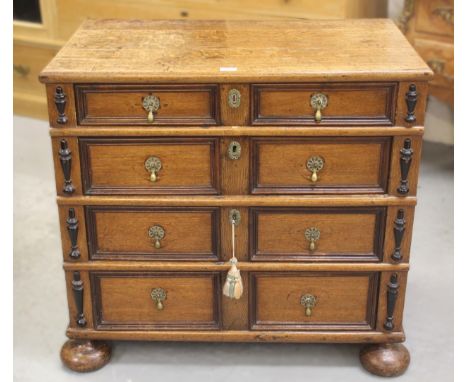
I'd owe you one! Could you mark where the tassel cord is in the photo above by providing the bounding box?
[231,218,236,262]
[222,215,243,299]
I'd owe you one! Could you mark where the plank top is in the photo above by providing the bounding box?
[39,19,432,83]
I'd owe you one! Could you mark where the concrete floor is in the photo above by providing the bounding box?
[13,115,453,381]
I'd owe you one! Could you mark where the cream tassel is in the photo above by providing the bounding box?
[223,217,243,299]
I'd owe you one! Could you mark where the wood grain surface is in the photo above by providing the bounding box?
[39,19,432,84]
[252,83,396,126]
[79,137,220,195]
[91,271,221,330]
[49,126,425,137]
[66,327,405,343]
[63,262,410,272]
[75,84,219,126]
[220,137,250,195]
[251,137,390,194]
[48,0,389,44]
[86,206,220,261]
[250,207,385,262]
[250,272,378,330]
[57,195,417,207]
[220,84,250,126]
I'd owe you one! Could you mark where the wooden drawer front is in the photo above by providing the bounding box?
[14,42,58,97]
[251,83,396,126]
[250,207,385,262]
[91,272,221,330]
[415,0,453,37]
[80,137,220,195]
[75,84,219,126]
[86,206,220,261]
[251,137,390,194]
[414,39,453,89]
[250,272,378,331]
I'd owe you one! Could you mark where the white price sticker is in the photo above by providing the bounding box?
[219,67,238,72]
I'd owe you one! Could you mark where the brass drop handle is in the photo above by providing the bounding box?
[142,95,160,123]
[145,156,162,182]
[300,294,317,317]
[148,225,165,249]
[310,93,328,122]
[306,156,324,183]
[151,287,167,310]
[305,227,320,251]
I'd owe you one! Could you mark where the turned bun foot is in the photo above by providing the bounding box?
[60,339,112,372]
[360,343,410,377]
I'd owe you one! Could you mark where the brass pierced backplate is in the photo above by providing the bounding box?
[310,93,328,122]
[305,227,320,251]
[300,294,317,317]
[306,156,324,182]
[142,95,160,122]
[150,287,167,310]
[145,156,162,182]
[148,225,165,249]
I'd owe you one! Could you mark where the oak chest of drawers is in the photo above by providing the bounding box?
[39,19,432,376]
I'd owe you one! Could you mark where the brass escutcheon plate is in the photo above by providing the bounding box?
[229,209,241,226]
[228,141,241,160]
[227,88,241,108]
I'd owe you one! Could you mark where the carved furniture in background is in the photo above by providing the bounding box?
[39,19,431,376]
[398,0,453,106]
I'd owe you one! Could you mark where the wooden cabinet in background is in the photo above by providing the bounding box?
[14,0,388,120]
[398,0,454,106]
